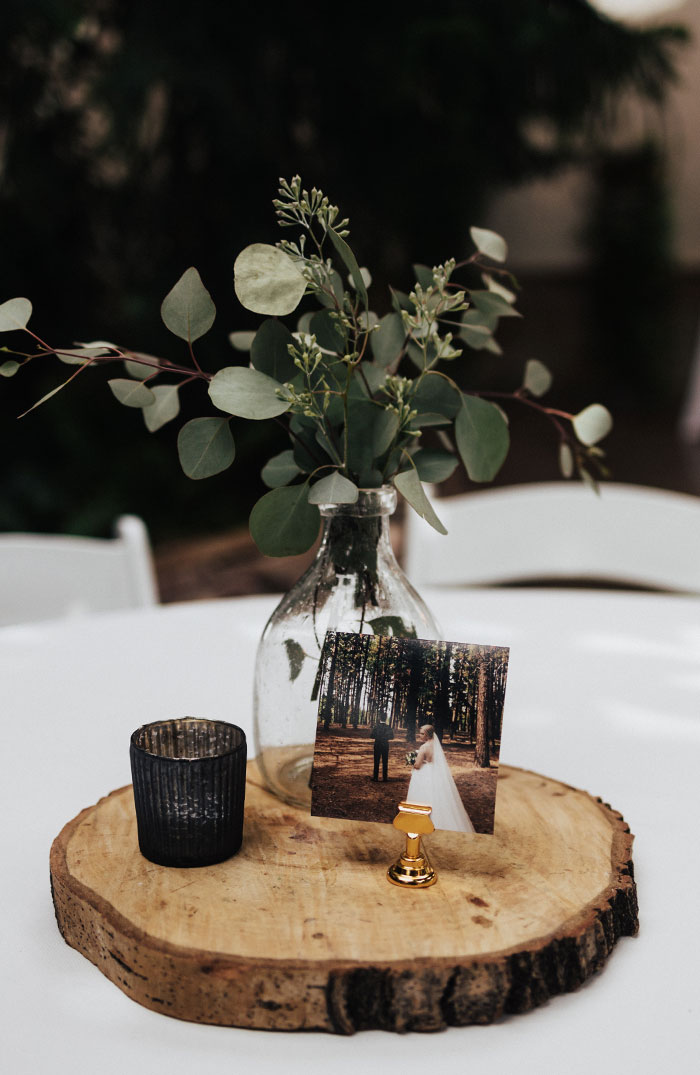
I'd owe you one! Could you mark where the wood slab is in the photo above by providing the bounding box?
[50,762,637,1034]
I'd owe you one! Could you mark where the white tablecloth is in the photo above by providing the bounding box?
[2,588,699,1074]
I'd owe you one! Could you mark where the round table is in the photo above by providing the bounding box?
[2,587,699,1073]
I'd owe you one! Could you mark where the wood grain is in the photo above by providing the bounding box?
[50,762,637,1033]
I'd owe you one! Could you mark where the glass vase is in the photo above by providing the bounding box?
[252,486,440,807]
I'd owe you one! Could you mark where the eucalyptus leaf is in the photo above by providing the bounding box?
[371,312,405,367]
[559,442,574,479]
[309,309,347,354]
[107,379,155,408]
[390,288,415,313]
[308,472,359,504]
[177,417,235,479]
[369,616,417,639]
[412,264,434,289]
[161,267,216,343]
[459,321,495,350]
[414,450,459,483]
[229,331,256,352]
[470,226,508,262]
[523,358,553,397]
[284,639,306,682]
[234,243,306,316]
[347,266,372,291]
[317,269,345,310]
[471,290,521,319]
[297,311,314,334]
[328,228,368,307]
[373,409,399,455]
[407,412,452,429]
[261,449,301,488]
[360,362,388,395]
[455,394,510,482]
[0,359,19,377]
[143,384,180,432]
[572,403,613,446]
[250,319,298,381]
[394,468,447,535]
[462,306,498,332]
[249,484,320,557]
[124,354,158,380]
[411,374,461,420]
[56,346,109,365]
[0,297,32,332]
[482,273,517,304]
[209,366,291,420]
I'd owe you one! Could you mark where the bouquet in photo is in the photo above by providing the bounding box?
[405,750,418,767]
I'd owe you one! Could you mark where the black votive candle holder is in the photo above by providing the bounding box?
[130,717,247,868]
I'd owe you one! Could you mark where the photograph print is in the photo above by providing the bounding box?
[310,632,509,834]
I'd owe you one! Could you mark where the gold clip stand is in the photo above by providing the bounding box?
[387,801,437,888]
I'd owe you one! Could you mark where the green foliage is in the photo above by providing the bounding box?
[249,484,320,557]
[160,267,216,343]
[3,176,613,555]
[261,450,301,488]
[107,379,155,408]
[208,366,291,420]
[0,298,32,333]
[455,395,510,483]
[234,244,306,316]
[177,417,235,479]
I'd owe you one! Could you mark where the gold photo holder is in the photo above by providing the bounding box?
[387,801,437,888]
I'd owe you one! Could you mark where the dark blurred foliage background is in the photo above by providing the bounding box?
[0,0,691,541]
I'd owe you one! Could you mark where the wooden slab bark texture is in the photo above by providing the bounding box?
[50,762,637,1034]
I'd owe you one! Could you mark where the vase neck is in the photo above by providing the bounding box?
[316,487,397,577]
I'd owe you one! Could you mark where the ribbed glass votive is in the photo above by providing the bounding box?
[130,717,247,867]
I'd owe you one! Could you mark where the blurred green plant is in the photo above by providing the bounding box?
[1,178,612,556]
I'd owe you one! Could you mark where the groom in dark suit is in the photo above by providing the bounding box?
[371,719,394,781]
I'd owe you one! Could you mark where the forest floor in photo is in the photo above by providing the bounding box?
[310,727,499,833]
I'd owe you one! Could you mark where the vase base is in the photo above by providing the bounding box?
[258,744,313,809]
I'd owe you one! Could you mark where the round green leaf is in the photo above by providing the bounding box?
[523,358,553,398]
[414,450,459,483]
[470,226,508,263]
[455,394,510,482]
[251,318,298,381]
[371,312,406,368]
[0,297,32,333]
[394,469,447,535]
[261,450,301,488]
[234,244,306,316]
[160,267,216,343]
[0,359,20,377]
[143,384,180,432]
[177,417,235,480]
[572,403,613,446]
[208,366,290,420]
[249,485,320,557]
[107,379,155,408]
[308,472,359,505]
[309,309,347,354]
[229,331,256,352]
[411,374,461,420]
[123,352,161,379]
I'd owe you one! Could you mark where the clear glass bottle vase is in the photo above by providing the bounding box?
[253,486,440,807]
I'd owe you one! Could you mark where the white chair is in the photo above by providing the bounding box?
[403,482,700,594]
[0,514,159,626]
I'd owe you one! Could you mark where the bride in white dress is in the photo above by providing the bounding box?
[406,724,475,834]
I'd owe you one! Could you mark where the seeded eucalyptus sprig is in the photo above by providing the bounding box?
[0,176,613,556]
